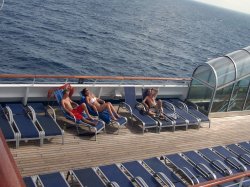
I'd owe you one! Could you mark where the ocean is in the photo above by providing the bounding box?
[0,0,250,78]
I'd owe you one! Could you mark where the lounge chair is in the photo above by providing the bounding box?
[140,88,175,132]
[198,148,235,175]
[119,87,158,133]
[54,89,105,141]
[238,142,250,154]
[23,176,37,187]
[0,105,19,148]
[80,94,127,134]
[27,103,64,144]
[121,161,163,187]
[164,153,207,185]
[226,144,250,166]
[5,103,43,147]
[163,100,200,129]
[212,146,248,171]
[142,157,185,187]
[37,172,70,187]
[183,151,224,180]
[70,167,106,187]
[97,164,134,187]
[161,103,188,131]
[169,98,210,127]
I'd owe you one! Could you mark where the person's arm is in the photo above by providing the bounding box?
[97,98,105,104]
[142,96,150,110]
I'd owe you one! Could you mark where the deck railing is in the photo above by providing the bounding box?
[0,130,25,187]
[191,171,250,187]
[0,74,191,85]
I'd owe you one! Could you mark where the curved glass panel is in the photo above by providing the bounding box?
[208,57,235,87]
[211,84,234,112]
[192,65,216,87]
[227,50,250,78]
[243,46,250,53]
[228,77,250,111]
[244,93,250,110]
[187,79,213,114]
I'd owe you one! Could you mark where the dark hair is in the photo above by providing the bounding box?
[81,88,88,96]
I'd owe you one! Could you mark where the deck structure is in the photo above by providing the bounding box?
[9,107,250,177]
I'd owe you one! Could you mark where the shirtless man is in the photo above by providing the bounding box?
[61,89,97,126]
[81,88,120,120]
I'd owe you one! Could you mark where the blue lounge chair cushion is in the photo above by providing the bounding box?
[23,177,36,187]
[28,103,46,113]
[143,157,185,186]
[122,161,160,187]
[14,115,39,138]
[0,114,14,140]
[36,115,62,136]
[39,172,69,187]
[99,164,134,187]
[73,168,105,187]
[7,103,26,115]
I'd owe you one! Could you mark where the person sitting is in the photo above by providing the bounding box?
[81,88,120,121]
[61,89,97,126]
[142,88,164,118]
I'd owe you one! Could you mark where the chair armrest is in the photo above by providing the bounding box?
[26,106,37,123]
[155,172,175,187]
[181,167,199,185]
[196,163,217,180]
[240,154,250,165]
[122,102,133,113]
[134,176,149,187]
[226,156,247,172]
[4,106,14,123]
[211,160,232,175]
[162,101,176,112]
[47,105,57,120]
[109,181,120,187]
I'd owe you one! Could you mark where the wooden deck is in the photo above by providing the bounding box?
[9,108,250,177]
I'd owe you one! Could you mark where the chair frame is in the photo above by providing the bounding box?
[26,105,64,144]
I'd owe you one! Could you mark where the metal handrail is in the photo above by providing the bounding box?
[0,74,191,81]
[191,171,250,187]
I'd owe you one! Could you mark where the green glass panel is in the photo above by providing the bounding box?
[228,77,250,111]
[187,79,213,114]
[193,65,216,87]
[208,57,235,87]
[211,84,234,112]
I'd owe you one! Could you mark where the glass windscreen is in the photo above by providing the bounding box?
[193,65,216,87]
[211,84,234,112]
[187,79,213,114]
[228,77,250,111]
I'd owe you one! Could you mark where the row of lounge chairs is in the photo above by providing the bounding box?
[0,87,209,147]
[119,87,210,133]
[0,103,64,148]
[23,141,250,187]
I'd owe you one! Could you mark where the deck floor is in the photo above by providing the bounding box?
[9,108,250,177]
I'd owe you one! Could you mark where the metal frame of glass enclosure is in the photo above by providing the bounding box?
[187,46,250,114]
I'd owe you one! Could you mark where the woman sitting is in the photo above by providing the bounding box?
[142,88,164,118]
[81,88,120,121]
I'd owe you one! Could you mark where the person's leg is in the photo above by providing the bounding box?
[107,102,121,118]
[98,103,117,120]
[81,117,97,126]
[77,104,94,120]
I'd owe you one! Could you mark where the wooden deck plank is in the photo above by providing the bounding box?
[9,109,250,177]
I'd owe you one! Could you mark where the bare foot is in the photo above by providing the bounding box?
[111,116,117,121]
[115,114,121,118]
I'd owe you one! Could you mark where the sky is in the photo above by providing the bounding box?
[193,0,250,15]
